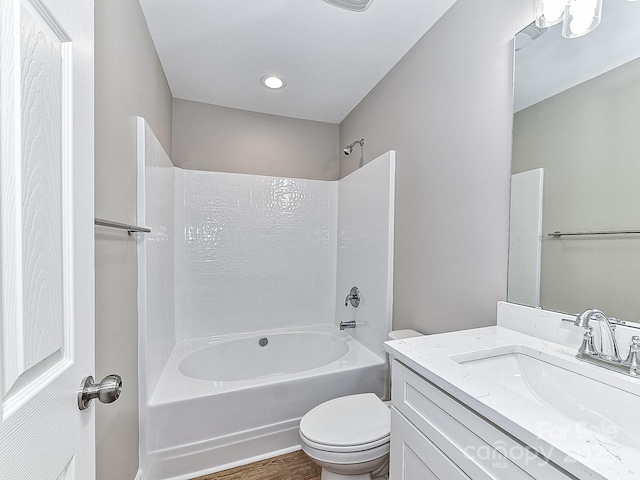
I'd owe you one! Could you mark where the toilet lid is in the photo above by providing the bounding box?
[300,393,390,448]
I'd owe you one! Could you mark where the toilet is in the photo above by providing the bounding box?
[299,329,422,480]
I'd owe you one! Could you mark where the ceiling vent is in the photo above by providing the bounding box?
[324,0,374,12]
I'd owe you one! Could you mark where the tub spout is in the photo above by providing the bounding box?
[340,320,357,330]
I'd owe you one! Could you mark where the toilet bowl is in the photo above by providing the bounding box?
[299,329,422,479]
[300,393,390,480]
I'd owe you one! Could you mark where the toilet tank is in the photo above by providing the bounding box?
[387,329,422,341]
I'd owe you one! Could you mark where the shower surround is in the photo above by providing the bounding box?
[137,118,395,479]
[174,168,337,340]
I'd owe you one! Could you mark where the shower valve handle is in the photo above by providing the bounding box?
[345,286,360,307]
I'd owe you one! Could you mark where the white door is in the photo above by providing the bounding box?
[0,0,95,478]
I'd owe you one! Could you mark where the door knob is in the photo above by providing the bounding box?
[78,374,122,410]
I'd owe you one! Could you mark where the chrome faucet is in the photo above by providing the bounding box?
[564,308,639,377]
[340,320,357,330]
[339,319,365,330]
[573,309,621,362]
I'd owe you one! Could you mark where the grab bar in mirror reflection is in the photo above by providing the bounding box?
[548,230,640,238]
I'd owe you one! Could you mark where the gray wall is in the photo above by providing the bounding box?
[172,98,340,180]
[340,0,533,334]
[94,0,172,479]
[513,57,640,322]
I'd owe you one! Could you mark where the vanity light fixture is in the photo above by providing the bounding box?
[260,75,286,90]
[535,0,637,38]
[323,0,374,12]
[536,0,566,27]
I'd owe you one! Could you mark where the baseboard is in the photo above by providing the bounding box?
[195,445,301,478]
[134,469,143,480]
[143,421,301,480]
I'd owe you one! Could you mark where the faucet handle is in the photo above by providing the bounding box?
[345,286,360,307]
[577,326,598,357]
[624,336,640,375]
[626,336,640,355]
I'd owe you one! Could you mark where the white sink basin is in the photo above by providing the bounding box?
[452,346,640,448]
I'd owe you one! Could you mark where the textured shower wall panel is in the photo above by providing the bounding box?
[137,118,176,399]
[336,151,395,360]
[175,170,337,340]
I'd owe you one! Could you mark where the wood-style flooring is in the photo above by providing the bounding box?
[192,451,321,480]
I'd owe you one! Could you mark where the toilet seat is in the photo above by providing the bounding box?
[299,393,390,453]
[300,431,389,453]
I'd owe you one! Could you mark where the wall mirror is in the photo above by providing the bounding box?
[509,1,640,323]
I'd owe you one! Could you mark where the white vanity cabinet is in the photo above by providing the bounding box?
[389,359,573,480]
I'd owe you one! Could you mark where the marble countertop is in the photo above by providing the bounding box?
[385,325,640,480]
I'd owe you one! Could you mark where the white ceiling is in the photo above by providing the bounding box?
[515,0,640,112]
[138,0,457,124]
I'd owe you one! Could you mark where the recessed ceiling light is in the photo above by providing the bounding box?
[261,75,286,90]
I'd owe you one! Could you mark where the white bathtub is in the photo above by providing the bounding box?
[142,324,387,480]
[178,330,350,382]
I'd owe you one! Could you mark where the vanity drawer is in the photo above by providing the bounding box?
[390,407,471,480]
[391,360,572,480]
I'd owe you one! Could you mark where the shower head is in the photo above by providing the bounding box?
[343,139,364,156]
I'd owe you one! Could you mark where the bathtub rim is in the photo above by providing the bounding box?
[149,323,385,406]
